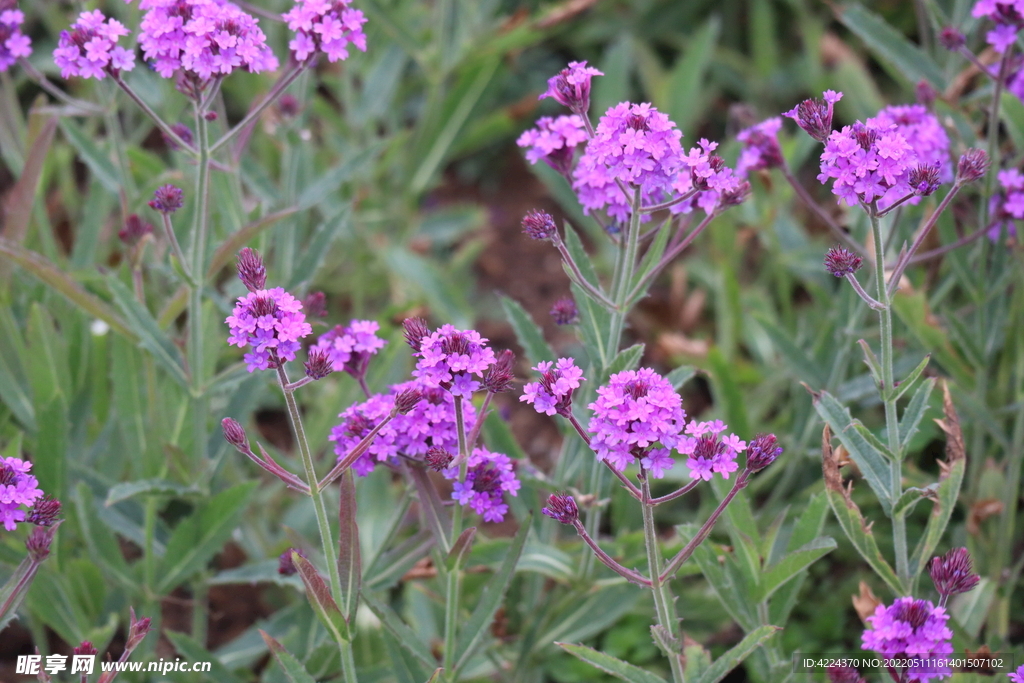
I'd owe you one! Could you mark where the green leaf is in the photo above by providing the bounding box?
[697,625,780,683]
[891,291,972,387]
[892,354,931,402]
[289,207,352,290]
[292,552,350,643]
[627,219,672,306]
[361,591,439,671]
[59,118,122,192]
[425,668,444,683]
[537,583,639,645]
[105,479,202,506]
[0,309,34,429]
[857,339,883,392]
[688,534,758,631]
[813,390,893,514]
[754,537,836,602]
[165,631,246,683]
[562,222,601,288]
[838,4,944,88]
[157,482,256,593]
[606,343,645,377]
[296,145,380,210]
[556,642,667,683]
[405,464,452,552]
[445,527,477,571]
[107,275,189,389]
[661,16,720,132]
[208,559,302,589]
[707,346,750,439]
[892,485,939,518]
[572,282,612,368]
[260,631,317,683]
[851,422,896,461]
[72,484,136,591]
[949,578,995,640]
[0,114,57,256]
[665,365,696,390]
[499,295,555,366]
[754,312,828,389]
[385,247,472,329]
[453,515,530,671]
[338,470,361,621]
[899,378,935,451]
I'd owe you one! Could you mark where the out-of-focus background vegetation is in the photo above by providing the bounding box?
[0,0,1021,680]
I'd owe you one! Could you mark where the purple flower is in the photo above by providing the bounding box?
[862,597,954,682]
[988,167,1024,239]
[745,433,782,471]
[928,547,980,597]
[0,6,32,72]
[330,381,478,476]
[482,349,516,393]
[957,148,989,183]
[137,0,278,82]
[550,297,578,325]
[869,104,953,185]
[313,319,386,379]
[225,287,313,372]
[283,0,367,63]
[672,138,746,214]
[972,0,1024,53]
[520,358,584,417]
[784,90,842,142]
[539,60,603,114]
[522,209,558,241]
[26,495,62,526]
[149,185,184,214]
[736,117,784,176]
[442,447,520,523]
[588,368,687,476]
[53,10,134,80]
[119,214,154,247]
[824,246,863,277]
[1008,664,1024,683]
[677,420,747,481]
[517,115,588,178]
[938,26,966,51]
[412,324,496,397]
[0,457,44,531]
[542,493,578,524]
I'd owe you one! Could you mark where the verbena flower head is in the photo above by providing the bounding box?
[972,0,1024,53]
[53,10,135,80]
[677,419,747,481]
[520,357,584,417]
[149,185,184,214]
[939,26,966,50]
[425,447,454,471]
[573,102,684,222]
[540,60,602,114]
[442,447,520,522]
[957,148,989,183]
[736,117,784,176]
[118,214,154,247]
[542,493,578,525]
[0,457,44,531]
[412,324,496,397]
[236,247,266,292]
[824,246,863,277]
[745,433,782,471]
[818,119,923,210]
[869,104,952,185]
[673,138,746,214]
[987,167,1024,239]
[1008,664,1024,683]
[521,209,558,241]
[588,368,686,477]
[550,297,578,325]
[784,90,842,142]
[861,597,953,682]
[283,0,368,63]
[928,547,980,597]
[26,495,61,526]
[0,4,31,72]
[330,381,477,476]
[482,349,516,393]
[137,0,278,81]
[226,287,312,372]
[313,319,386,378]
[517,115,588,178]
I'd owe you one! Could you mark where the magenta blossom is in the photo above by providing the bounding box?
[1008,664,1024,683]
[443,447,520,523]
[736,117,784,176]
[868,104,952,186]
[540,60,602,114]
[313,319,387,378]
[53,10,134,80]
[517,115,588,178]
[677,420,746,481]
[412,324,496,397]
[972,0,1024,53]
[784,90,842,142]
[283,0,368,62]
[988,168,1024,239]
[520,358,584,417]
[671,138,747,215]
[226,287,312,372]
[0,6,31,72]
[0,457,44,531]
[862,597,953,682]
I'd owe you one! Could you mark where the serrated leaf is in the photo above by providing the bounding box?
[105,479,202,506]
[107,275,189,389]
[755,537,836,602]
[606,343,645,376]
[838,4,944,88]
[557,643,667,683]
[697,625,779,683]
[899,378,935,451]
[260,631,317,683]
[851,422,896,461]
[157,482,256,592]
[361,591,439,670]
[292,552,350,643]
[499,295,555,366]
[892,354,931,402]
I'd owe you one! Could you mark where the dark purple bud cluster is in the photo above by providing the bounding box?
[483,349,516,393]
[394,387,423,414]
[827,666,866,683]
[403,317,430,352]
[426,447,454,472]
[236,247,267,292]
[541,493,579,525]
[824,246,863,277]
[929,547,980,597]
[73,642,98,657]
[221,417,249,451]
[162,122,194,150]
[302,291,327,318]
[784,91,842,142]
[27,495,62,526]
[149,184,184,214]
[910,164,942,196]
[550,297,579,325]
[118,214,154,247]
[278,547,307,576]
[957,148,989,184]
[521,209,558,241]
[745,433,782,472]
[939,26,966,51]
[304,347,334,380]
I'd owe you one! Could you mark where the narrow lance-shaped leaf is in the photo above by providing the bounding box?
[754,537,837,603]
[837,4,945,88]
[445,527,476,571]
[338,470,361,622]
[361,591,439,671]
[696,625,780,683]
[556,642,667,683]
[892,354,931,402]
[499,295,555,367]
[292,552,350,643]
[107,276,189,389]
[899,378,936,452]
[260,630,317,683]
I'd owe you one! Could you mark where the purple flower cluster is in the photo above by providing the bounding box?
[330,381,477,476]
[971,0,1024,53]
[861,597,953,682]
[53,10,135,80]
[226,287,313,372]
[587,368,687,477]
[540,60,602,114]
[677,420,746,481]
[137,0,278,80]
[442,447,520,522]
[517,115,588,178]
[0,5,31,72]
[520,358,584,417]
[988,168,1024,239]
[671,138,747,214]
[282,0,368,63]
[784,90,842,142]
[1008,664,1024,683]
[868,104,952,185]
[313,319,386,377]
[412,324,496,397]
[736,118,784,176]
[0,457,44,531]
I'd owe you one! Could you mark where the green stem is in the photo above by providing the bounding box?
[869,211,908,588]
[443,395,471,680]
[188,108,211,465]
[640,475,684,683]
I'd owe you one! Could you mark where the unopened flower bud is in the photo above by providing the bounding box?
[957,148,989,184]
[521,209,558,241]
[718,180,751,208]
[550,297,579,325]
[221,418,249,452]
[394,387,423,414]
[784,91,842,142]
[827,666,866,683]
[27,496,62,527]
[824,246,863,277]
[746,433,782,471]
[425,447,454,471]
[149,185,184,214]
[126,608,151,650]
[915,80,937,107]
[938,27,965,51]
[303,291,327,318]
[278,94,301,118]
[73,642,98,657]
[162,123,193,150]
[402,317,430,352]
[929,547,980,597]
[304,347,334,380]
[483,349,515,393]
[910,164,942,196]
[541,493,578,525]
[540,61,602,115]
[26,526,54,561]
[0,464,16,487]
[204,111,218,121]
[236,247,267,292]
[278,547,306,575]
[118,214,154,247]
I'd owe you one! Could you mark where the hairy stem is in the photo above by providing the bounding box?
[641,475,684,683]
